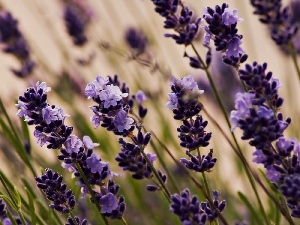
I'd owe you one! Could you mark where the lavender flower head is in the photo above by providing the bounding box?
[170,189,226,224]
[64,5,87,46]
[125,27,148,54]
[201,4,248,66]
[16,81,73,149]
[35,168,76,214]
[0,11,35,77]
[85,75,137,136]
[167,74,216,173]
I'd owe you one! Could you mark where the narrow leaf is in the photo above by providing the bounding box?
[238,191,262,225]
[13,186,22,209]
[25,188,36,225]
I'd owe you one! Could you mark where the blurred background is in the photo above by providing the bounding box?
[0,0,299,224]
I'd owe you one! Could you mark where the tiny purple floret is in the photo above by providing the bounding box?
[99,192,118,213]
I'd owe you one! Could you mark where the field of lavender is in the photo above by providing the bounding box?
[0,0,300,224]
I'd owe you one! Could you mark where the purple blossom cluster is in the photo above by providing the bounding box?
[62,0,93,46]
[86,75,167,191]
[35,168,76,214]
[16,82,125,219]
[201,4,248,67]
[230,61,300,217]
[0,11,35,77]
[150,0,212,69]
[170,189,226,225]
[85,75,147,136]
[150,0,201,46]
[64,5,87,46]
[124,27,148,55]
[250,0,298,46]
[167,75,216,173]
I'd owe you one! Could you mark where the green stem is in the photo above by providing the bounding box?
[74,163,109,225]
[121,217,128,225]
[288,42,300,82]
[196,148,211,196]
[135,112,180,194]
[149,140,180,193]
[140,151,171,202]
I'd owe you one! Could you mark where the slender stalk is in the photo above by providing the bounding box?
[132,111,180,193]
[74,163,109,225]
[140,151,171,202]
[121,217,128,225]
[196,148,211,197]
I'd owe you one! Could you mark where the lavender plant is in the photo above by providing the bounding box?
[0,0,299,225]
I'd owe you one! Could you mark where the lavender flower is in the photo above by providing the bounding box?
[16,82,73,149]
[35,168,76,214]
[250,0,298,46]
[201,4,248,67]
[64,6,87,46]
[114,109,134,132]
[125,27,148,54]
[167,75,215,173]
[85,75,139,136]
[115,131,154,180]
[0,11,35,77]
[230,59,300,218]
[170,189,207,225]
[170,189,226,224]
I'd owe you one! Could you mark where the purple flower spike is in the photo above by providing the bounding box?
[222,8,243,26]
[113,109,134,132]
[64,135,84,154]
[100,192,118,213]
[86,153,108,173]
